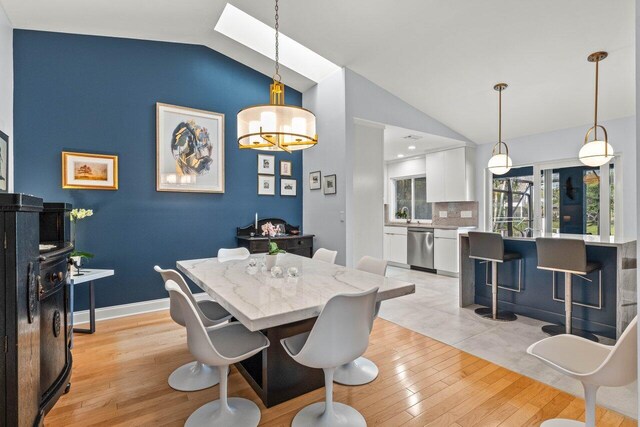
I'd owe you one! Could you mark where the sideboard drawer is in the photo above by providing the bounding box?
[249,240,270,253]
[286,238,312,250]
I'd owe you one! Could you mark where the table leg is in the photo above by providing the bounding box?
[73,281,96,334]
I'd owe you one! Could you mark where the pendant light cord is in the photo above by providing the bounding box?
[594,58,599,140]
[273,0,281,83]
[498,86,502,153]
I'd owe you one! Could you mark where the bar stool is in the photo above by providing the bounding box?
[468,231,522,321]
[536,238,602,342]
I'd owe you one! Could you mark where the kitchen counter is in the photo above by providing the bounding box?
[458,230,635,248]
[385,222,474,230]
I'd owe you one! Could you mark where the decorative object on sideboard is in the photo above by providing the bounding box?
[487,83,512,175]
[281,178,297,196]
[309,170,321,190]
[237,0,318,152]
[579,51,614,167]
[156,103,225,193]
[237,218,314,257]
[258,153,275,175]
[62,151,118,190]
[258,174,276,196]
[262,222,286,270]
[0,130,8,193]
[280,160,292,176]
[324,174,337,195]
[70,208,94,276]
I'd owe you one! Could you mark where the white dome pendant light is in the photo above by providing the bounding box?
[237,0,318,152]
[487,83,512,175]
[579,51,613,167]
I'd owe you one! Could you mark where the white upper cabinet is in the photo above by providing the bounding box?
[426,147,475,202]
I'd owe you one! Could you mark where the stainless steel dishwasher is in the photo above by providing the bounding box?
[407,228,435,270]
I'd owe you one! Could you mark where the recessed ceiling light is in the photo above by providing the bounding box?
[408,145,416,150]
[397,154,405,158]
[215,4,340,83]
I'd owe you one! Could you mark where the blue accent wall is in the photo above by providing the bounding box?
[13,30,303,310]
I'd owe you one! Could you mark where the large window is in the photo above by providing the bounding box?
[394,176,431,220]
[492,167,534,237]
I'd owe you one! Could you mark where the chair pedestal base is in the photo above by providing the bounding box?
[541,419,585,426]
[292,402,366,427]
[186,397,260,427]
[474,307,517,322]
[168,361,220,392]
[333,357,379,386]
[541,324,599,342]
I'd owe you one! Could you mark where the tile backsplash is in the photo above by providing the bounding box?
[432,201,479,227]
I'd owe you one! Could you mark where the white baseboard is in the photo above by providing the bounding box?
[73,292,210,325]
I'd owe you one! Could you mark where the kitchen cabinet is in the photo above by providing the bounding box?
[434,229,459,274]
[426,147,475,202]
[383,226,407,264]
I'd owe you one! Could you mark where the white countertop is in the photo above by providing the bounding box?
[459,230,636,247]
[69,269,114,284]
[385,222,477,230]
[177,253,415,331]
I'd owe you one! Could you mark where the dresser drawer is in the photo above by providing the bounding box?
[285,238,312,250]
[249,240,270,253]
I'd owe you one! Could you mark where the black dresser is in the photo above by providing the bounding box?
[0,194,73,426]
[236,218,315,258]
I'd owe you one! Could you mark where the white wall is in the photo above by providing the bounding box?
[635,0,640,410]
[384,156,427,205]
[0,5,12,191]
[352,121,385,264]
[302,69,348,265]
[475,116,637,238]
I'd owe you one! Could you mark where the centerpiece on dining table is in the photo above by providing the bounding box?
[261,222,286,270]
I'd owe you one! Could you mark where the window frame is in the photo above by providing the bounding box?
[392,174,430,221]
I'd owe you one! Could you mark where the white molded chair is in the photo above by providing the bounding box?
[312,248,338,264]
[527,316,637,427]
[218,247,250,262]
[281,288,378,427]
[155,266,232,391]
[333,256,387,386]
[165,280,270,427]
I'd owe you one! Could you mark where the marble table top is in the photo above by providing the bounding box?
[177,253,415,331]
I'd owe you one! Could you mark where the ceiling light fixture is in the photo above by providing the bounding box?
[408,145,416,150]
[487,83,512,175]
[579,51,613,167]
[397,154,405,158]
[236,0,318,152]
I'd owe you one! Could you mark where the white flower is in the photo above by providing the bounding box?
[71,208,94,222]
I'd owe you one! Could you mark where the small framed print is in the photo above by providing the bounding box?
[324,174,336,195]
[62,151,118,190]
[258,174,275,196]
[280,160,292,177]
[281,178,297,197]
[309,171,321,190]
[258,154,275,175]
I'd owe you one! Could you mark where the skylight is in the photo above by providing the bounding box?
[215,3,340,83]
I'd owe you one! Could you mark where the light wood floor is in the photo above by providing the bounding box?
[46,311,637,426]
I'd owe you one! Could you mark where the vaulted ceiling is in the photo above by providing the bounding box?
[1,0,634,143]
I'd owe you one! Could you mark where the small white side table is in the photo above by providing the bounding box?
[69,269,114,334]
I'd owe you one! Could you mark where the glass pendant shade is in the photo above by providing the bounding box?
[579,139,614,167]
[488,152,512,175]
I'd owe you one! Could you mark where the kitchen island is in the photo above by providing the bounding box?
[459,232,636,339]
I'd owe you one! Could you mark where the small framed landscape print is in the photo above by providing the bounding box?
[156,103,225,193]
[62,152,118,190]
[258,154,275,175]
[258,174,276,196]
[309,171,321,190]
[280,160,292,177]
[281,178,297,196]
[0,131,8,193]
[324,174,337,195]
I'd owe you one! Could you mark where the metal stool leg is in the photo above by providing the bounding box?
[475,261,517,322]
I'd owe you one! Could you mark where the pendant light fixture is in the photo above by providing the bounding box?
[487,83,512,175]
[237,0,318,152]
[579,51,613,167]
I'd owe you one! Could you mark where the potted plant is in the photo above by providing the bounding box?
[70,208,94,275]
[261,222,286,270]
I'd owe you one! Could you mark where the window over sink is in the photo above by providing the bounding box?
[394,176,432,220]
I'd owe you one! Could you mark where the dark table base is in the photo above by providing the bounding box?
[235,317,324,408]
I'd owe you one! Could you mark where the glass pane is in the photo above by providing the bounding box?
[584,169,600,235]
[394,179,412,219]
[414,177,431,219]
[610,164,615,236]
[492,167,534,237]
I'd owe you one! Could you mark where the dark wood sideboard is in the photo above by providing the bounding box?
[236,218,314,258]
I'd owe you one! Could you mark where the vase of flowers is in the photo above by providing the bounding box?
[261,222,286,271]
[70,208,94,275]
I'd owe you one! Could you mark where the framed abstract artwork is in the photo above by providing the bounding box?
[281,178,297,196]
[62,152,118,190]
[280,160,292,177]
[309,171,321,190]
[0,131,7,193]
[258,175,275,196]
[258,154,275,175]
[324,174,337,195]
[156,103,225,193]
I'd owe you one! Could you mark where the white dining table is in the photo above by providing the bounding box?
[177,252,415,407]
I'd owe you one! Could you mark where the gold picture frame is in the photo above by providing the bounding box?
[62,151,118,190]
